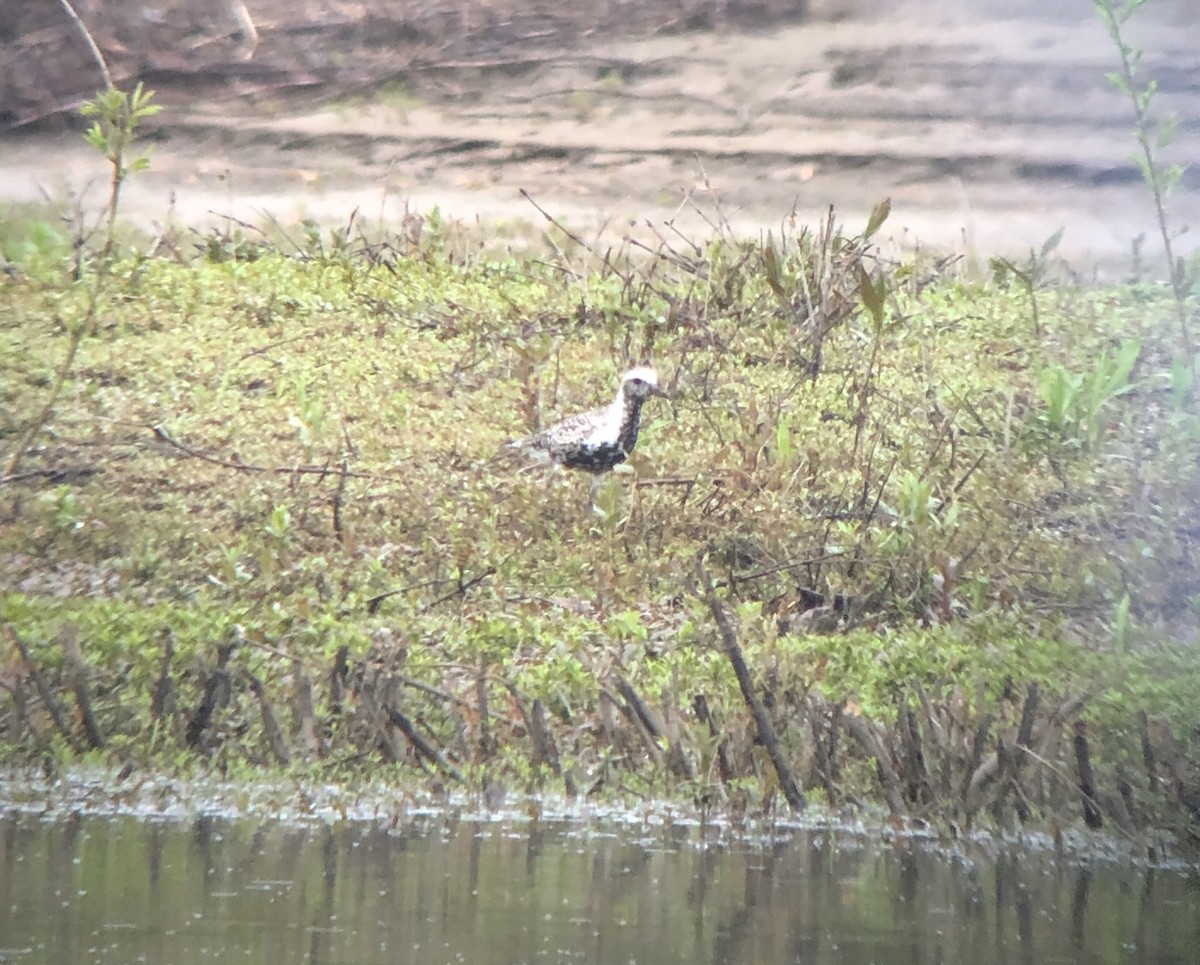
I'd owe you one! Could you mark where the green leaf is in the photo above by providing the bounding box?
[864,197,891,239]
[1131,152,1153,182]
[761,235,786,298]
[774,420,795,462]
[1161,163,1184,195]
[1039,227,1064,259]
[1156,115,1179,149]
[83,123,105,151]
[736,600,763,623]
[1105,339,1141,396]
[1169,356,1194,411]
[858,264,885,328]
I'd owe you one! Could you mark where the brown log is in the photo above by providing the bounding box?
[693,693,732,783]
[613,676,662,740]
[665,735,694,782]
[58,624,105,750]
[610,678,664,764]
[899,701,930,807]
[1109,765,1137,833]
[475,654,493,760]
[966,693,1089,819]
[963,724,998,808]
[1137,709,1157,790]
[913,681,951,799]
[809,708,835,797]
[1072,721,1103,828]
[695,563,805,812]
[1144,716,1187,811]
[8,628,80,752]
[329,645,349,716]
[826,700,843,785]
[245,670,290,764]
[150,629,176,722]
[498,677,535,739]
[386,705,462,781]
[185,637,237,751]
[292,664,321,759]
[1015,683,1040,763]
[990,739,1014,828]
[331,457,349,545]
[10,676,45,748]
[842,712,905,816]
[598,687,621,751]
[529,699,562,776]
[351,672,399,761]
[913,680,947,752]
[996,683,1040,822]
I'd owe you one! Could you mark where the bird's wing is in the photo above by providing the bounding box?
[539,404,614,447]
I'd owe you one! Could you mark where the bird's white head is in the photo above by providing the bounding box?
[620,366,668,401]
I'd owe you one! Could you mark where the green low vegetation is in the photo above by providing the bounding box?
[4,192,1197,828]
[1,52,1198,842]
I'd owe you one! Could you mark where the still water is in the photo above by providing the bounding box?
[1,810,1197,965]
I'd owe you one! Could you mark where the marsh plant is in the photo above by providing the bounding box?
[1,61,1198,838]
[1094,0,1196,366]
[80,83,160,264]
[4,84,159,479]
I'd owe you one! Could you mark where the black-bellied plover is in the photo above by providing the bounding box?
[502,366,668,484]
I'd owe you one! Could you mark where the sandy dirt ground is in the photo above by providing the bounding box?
[2,0,1197,270]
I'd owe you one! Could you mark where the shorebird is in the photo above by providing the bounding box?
[501,366,669,490]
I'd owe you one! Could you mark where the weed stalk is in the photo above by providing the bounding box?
[1094,0,1194,365]
[3,62,159,477]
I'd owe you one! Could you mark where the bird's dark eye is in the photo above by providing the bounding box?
[632,379,645,386]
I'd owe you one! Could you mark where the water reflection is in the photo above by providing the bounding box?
[1,812,1197,965]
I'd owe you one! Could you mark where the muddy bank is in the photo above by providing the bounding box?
[1,0,1197,265]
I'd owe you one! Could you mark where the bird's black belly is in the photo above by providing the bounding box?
[561,443,628,474]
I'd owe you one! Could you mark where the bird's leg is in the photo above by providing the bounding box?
[544,462,562,497]
[588,473,603,515]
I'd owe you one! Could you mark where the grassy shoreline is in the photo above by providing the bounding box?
[2,202,1198,849]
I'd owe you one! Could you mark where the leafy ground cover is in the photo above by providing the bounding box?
[2,189,1198,846]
